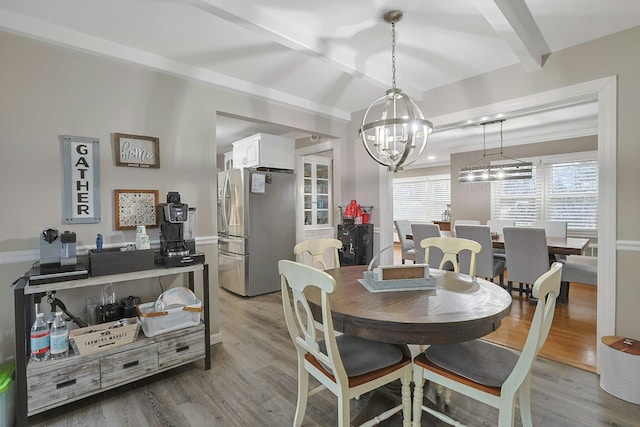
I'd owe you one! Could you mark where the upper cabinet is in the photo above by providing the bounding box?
[232,133,295,170]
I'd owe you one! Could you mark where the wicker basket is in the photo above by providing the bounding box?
[69,318,140,355]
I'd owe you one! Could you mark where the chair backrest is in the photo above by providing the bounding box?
[279,260,348,386]
[294,238,342,270]
[503,227,550,285]
[486,219,515,234]
[503,262,563,394]
[411,223,442,265]
[394,220,415,253]
[454,224,495,278]
[454,219,481,228]
[420,236,482,275]
[532,220,567,238]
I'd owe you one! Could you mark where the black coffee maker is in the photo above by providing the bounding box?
[157,192,204,266]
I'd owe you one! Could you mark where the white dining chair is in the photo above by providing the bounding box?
[394,220,416,264]
[420,236,482,276]
[411,262,563,427]
[279,260,412,427]
[294,238,342,270]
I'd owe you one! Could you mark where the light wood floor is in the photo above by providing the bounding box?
[29,286,640,426]
[395,245,598,372]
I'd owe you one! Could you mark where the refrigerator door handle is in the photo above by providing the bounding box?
[220,173,230,233]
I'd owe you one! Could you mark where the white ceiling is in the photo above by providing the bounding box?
[1,0,637,166]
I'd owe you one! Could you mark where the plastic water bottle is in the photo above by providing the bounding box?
[30,312,50,362]
[50,311,69,359]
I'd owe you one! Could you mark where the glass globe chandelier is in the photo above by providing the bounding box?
[359,10,433,173]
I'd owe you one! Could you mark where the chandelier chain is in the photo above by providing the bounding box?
[391,22,396,90]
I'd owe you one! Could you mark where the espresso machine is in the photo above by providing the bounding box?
[157,192,204,267]
[30,228,88,285]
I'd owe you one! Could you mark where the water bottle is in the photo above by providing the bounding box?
[50,311,69,359]
[30,312,50,362]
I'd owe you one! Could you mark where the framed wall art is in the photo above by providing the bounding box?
[61,135,101,224]
[114,189,159,230]
[114,133,160,168]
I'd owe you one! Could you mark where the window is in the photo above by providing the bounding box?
[491,152,598,236]
[393,175,451,222]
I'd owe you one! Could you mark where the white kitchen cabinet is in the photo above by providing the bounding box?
[232,133,295,170]
[303,155,333,230]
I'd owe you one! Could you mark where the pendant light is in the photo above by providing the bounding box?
[359,10,433,173]
[458,120,533,183]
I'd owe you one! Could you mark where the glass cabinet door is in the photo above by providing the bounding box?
[302,156,332,229]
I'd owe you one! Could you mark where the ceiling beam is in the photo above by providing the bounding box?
[471,0,550,70]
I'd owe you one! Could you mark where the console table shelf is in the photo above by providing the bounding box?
[13,263,211,427]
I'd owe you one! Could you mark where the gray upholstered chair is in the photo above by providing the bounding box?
[455,224,506,285]
[410,223,442,265]
[560,255,597,302]
[502,227,550,298]
[532,220,567,238]
[394,220,416,264]
[486,219,515,235]
[412,262,564,426]
[453,219,481,228]
[279,260,412,427]
[486,219,515,260]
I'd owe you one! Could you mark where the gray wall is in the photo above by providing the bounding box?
[0,31,347,362]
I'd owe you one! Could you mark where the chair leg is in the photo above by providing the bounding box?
[412,367,426,427]
[497,399,517,427]
[294,363,309,427]
[402,368,412,427]
[337,393,350,427]
[518,376,533,427]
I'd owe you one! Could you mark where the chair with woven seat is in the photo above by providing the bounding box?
[279,260,412,427]
[502,227,550,298]
[419,236,482,275]
[455,224,506,285]
[411,262,563,427]
[394,220,416,264]
[410,223,442,265]
[294,238,342,270]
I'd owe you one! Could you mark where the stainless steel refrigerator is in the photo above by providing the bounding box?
[217,168,296,296]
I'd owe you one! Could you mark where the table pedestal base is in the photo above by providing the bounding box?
[351,381,451,427]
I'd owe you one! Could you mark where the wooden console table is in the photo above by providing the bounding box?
[12,263,210,427]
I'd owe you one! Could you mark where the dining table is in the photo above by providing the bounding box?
[305,264,513,425]
[408,231,590,256]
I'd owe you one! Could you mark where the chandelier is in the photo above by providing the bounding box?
[359,10,433,173]
[458,120,533,183]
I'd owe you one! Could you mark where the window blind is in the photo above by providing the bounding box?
[393,176,451,222]
[492,153,598,234]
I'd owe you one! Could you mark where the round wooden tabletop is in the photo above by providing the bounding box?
[306,265,512,345]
